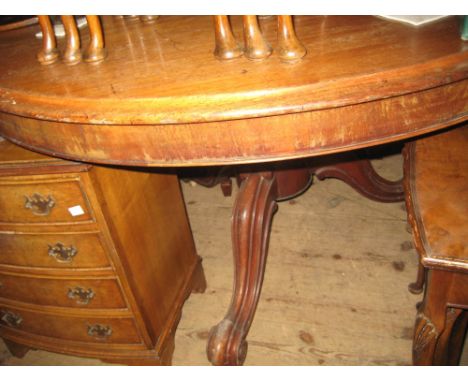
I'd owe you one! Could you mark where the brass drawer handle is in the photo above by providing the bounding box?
[87,324,112,339]
[67,287,95,305]
[0,310,23,328]
[48,243,78,263]
[24,193,56,216]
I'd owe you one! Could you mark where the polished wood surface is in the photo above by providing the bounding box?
[0,16,466,166]
[0,16,467,366]
[404,125,468,365]
[0,138,206,365]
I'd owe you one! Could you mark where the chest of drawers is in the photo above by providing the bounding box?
[0,138,206,365]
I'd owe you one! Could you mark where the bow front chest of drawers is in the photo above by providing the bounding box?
[0,138,206,365]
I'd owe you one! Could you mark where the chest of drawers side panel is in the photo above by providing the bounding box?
[88,165,199,349]
[75,170,155,347]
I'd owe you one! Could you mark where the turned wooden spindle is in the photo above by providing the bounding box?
[61,16,81,65]
[213,16,243,60]
[36,16,59,65]
[140,16,159,24]
[242,15,272,60]
[277,15,306,62]
[84,16,106,63]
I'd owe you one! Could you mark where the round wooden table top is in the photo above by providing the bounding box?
[0,16,466,167]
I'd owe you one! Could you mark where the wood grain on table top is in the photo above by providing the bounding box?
[0,16,466,125]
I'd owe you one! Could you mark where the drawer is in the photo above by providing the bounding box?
[0,273,127,309]
[0,232,111,269]
[0,306,142,344]
[0,175,94,224]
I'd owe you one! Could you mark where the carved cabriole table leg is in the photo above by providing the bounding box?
[206,168,312,365]
[207,172,278,365]
[192,154,404,366]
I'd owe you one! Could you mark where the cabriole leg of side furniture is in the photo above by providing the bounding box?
[412,270,464,365]
[207,172,278,365]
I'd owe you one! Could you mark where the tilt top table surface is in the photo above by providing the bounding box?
[0,15,466,167]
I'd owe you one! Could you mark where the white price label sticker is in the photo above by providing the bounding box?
[68,205,85,217]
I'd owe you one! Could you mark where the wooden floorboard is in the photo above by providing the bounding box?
[1,152,466,366]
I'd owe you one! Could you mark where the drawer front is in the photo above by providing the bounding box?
[0,274,127,309]
[0,232,111,268]
[0,306,142,344]
[0,176,93,224]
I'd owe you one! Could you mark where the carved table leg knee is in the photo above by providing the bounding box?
[207,172,278,365]
[312,156,404,203]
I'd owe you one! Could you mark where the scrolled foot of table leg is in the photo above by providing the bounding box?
[207,319,248,366]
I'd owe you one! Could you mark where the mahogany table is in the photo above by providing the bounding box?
[0,16,467,365]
